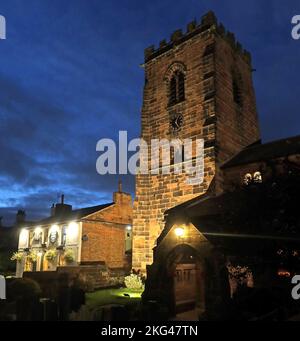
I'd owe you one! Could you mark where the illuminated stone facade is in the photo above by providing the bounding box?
[16,189,132,277]
[133,11,260,271]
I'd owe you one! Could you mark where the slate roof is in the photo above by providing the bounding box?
[221,135,300,169]
[36,203,114,226]
[160,187,300,252]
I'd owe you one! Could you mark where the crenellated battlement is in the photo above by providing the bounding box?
[144,11,252,65]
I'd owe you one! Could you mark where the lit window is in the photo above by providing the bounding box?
[49,225,59,245]
[66,222,79,245]
[243,173,252,186]
[19,229,29,249]
[32,227,43,246]
[253,171,262,183]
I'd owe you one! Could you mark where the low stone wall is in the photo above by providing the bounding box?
[23,265,129,297]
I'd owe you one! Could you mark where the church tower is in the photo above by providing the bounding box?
[133,11,260,271]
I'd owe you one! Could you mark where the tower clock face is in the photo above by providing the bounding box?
[170,114,183,132]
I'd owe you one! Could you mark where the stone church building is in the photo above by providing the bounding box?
[133,11,260,271]
[133,11,300,317]
[13,9,300,318]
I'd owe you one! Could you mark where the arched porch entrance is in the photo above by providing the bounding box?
[166,244,206,314]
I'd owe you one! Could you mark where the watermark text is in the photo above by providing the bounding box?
[96,131,205,185]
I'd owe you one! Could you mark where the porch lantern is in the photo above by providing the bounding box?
[174,227,185,238]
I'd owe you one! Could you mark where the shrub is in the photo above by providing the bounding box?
[64,249,75,263]
[45,249,57,262]
[10,252,23,262]
[124,273,144,291]
[7,278,41,301]
[27,251,38,263]
[7,278,42,321]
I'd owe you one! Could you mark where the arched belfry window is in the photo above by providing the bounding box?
[169,71,185,106]
[164,62,187,107]
[232,70,243,107]
[170,75,177,105]
[177,72,185,102]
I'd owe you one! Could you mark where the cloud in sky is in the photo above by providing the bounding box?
[0,0,300,224]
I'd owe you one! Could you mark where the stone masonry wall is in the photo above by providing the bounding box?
[133,11,261,271]
[81,192,132,269]
[214,32,260,192]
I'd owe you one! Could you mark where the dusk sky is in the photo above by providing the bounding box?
[1,0,300,225]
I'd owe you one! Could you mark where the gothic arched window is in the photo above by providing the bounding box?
[169,70,185,106]
[232,72,243,107]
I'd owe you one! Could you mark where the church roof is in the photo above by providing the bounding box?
[160,185,300,252]
[221,134,300,169]
[37,203,114,226]
[163,134,300,234]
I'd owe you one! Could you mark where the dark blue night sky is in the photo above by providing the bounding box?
[1,0,300,225]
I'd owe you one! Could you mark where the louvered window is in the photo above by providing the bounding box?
[169,71,185,106]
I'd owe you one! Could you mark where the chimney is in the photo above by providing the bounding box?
[54,195,72,217]
[113,181,132,206]
[50,204,55,216]
[16,210,26,226]
[118,180,122,193]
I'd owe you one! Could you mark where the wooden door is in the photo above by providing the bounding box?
[174,264,197,311]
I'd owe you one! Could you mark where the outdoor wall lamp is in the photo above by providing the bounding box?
[174,227,185,237]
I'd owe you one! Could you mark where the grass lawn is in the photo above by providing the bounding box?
[85,288,143,309]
